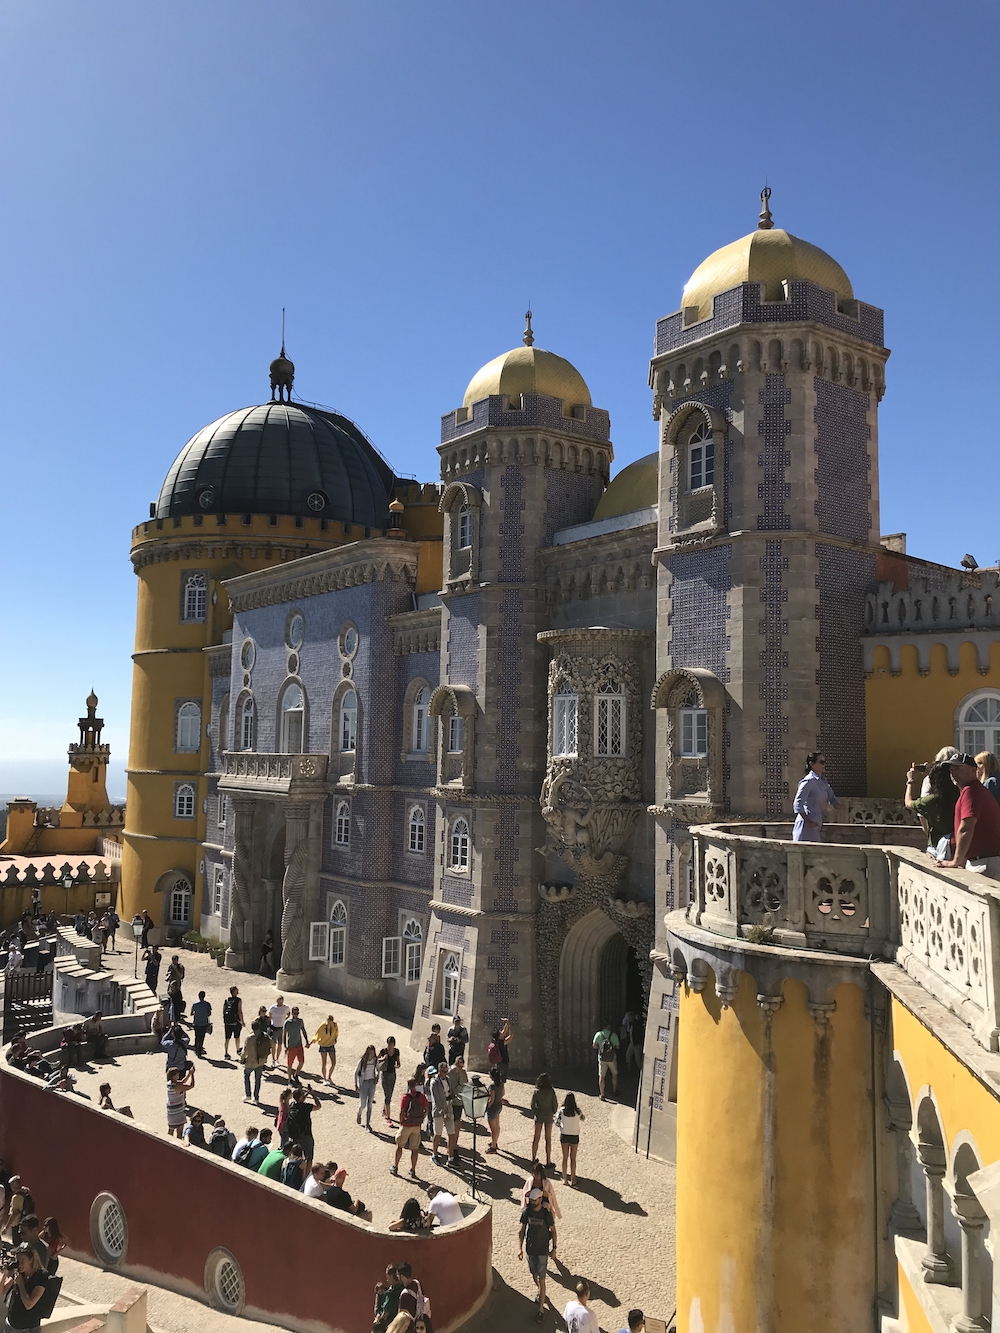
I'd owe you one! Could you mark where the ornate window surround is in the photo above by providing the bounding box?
[660,401,727,544]
[438,481,483,587]
[173,781,196,819]
[448,815,471,875]
[407,803,426,854]
[955,688,1000,756]
[430,684,476,790]
[237,692,255,752]
[278,678,308,754]
[650,666,726,814]
[333,798,351,848]
[174,699,202,753]
[401,677,434,761]
[331,680,361,785]
[180,569,209,623]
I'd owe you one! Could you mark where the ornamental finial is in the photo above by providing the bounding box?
[523,309,535,347]
[758,186,774,230]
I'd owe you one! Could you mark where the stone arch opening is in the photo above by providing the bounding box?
[558,910,641,1067]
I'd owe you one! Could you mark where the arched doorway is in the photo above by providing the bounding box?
[264,824,286,971]
[558,910,641,1066]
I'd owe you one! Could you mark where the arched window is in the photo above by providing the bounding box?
[218,695,230,756]
[553,689,578,757]
[449,817,470,872]
[412,687,430,753]
[680,703,708,756]
[960,693,1000,756]
[688,420,714,490]
[334,800,351,847]
[280,684,305,753]
[403,918,423,983]
[174,783,196,819]
[183,572,207,622]
[442,951,460,1015]
[169,877,192,926]
[176,701,202,751]
[212,865,225,915]
[448,714,465,754]
[240,696,255,751]
[408,804,425,854]
[457,504,472,549]
[340,688,357,752]
[595,678,626,756]
[329,900,348,967]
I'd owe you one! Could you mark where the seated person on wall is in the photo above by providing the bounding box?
[322,1165,368,1218]
[934,753,1000,879]
[389,1197,432,1232]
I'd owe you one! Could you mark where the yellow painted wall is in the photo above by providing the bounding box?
[676,970,874,1333]
[897,1263,936,1333]
[866,640,1000,797]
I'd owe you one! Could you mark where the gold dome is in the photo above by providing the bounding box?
[593,452,658,520]
[463,312,591,413]
[681,211,853,323]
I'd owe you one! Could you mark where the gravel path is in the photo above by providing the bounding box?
[61,946,675,1330]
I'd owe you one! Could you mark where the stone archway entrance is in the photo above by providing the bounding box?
[557,910,643,1066]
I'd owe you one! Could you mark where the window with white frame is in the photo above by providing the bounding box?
[595,679,626,756]
[308,919,329,961]
[176,701,202,751]
[382,935,401,978]
[183,572,208,622]
[334,800,351,847]
[457,504,472,549]
[328,900,347,967]
[449,817,470,872]
[407,804,425,854]
[960,693,1000,756]
[212,865,225,915]
[280,683,305,753]
[448,714,465,754]
[218,792,228,827]
[240,696,255,751]
[340,688,357,752]
[412,687,430,753]
[404,918,423,983]
[441,951,460,1015]
[553,690,578,757]
[169,878,192,926]
[680,706,708,757]
[174,783,196,819]
[688,421,714,490]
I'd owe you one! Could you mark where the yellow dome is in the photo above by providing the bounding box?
[463,316,592,413]
[682,227,853,323]
[593,452,658,520]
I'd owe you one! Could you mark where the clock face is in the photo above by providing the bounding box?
[240,640,255,670]
[342,626,358,658]
[287,613,304,649]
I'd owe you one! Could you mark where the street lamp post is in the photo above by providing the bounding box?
[131,916,144,979]
[62,874,73,921]
[461,1074,490,1202]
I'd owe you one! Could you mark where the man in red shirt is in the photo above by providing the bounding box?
[937,753,1000,878]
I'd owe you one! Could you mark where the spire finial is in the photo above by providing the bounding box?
[758,186,774,230]
[523,308,534,348]
[269,310,295,402]
[281,306,286,358]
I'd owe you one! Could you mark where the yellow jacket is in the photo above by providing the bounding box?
[314,1021,339,1046]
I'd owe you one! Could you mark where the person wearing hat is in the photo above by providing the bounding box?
[518,1186,558,1319]
[936,753,1000,878]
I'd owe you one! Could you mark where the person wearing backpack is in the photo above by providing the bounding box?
[593,1022,620,1099]
[391,1075,429,1179]
[529,1074,559,1168]
[0,1242,49,1330]
[209,1118,235,1158]
[280,1144,306,1190]
[222,987,244,1060]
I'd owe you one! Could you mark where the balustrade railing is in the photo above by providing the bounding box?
[221,752,328,788]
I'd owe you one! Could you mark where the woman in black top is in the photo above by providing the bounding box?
[377,1037,401,1124]
[1,1243,48,1330]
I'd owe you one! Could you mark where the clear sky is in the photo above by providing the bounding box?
[1,0,997,797]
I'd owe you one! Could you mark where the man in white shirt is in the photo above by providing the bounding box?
[268,995,291,1066]
[231,1126,259,1162]
[301,1162,332,1198]
[425,1184,463,1227]
[564,1279,599,1333]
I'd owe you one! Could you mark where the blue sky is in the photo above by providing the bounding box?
[1,1,997,797]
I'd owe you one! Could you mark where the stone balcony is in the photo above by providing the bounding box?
[684,821,1000,1051]
[218,752,328,799]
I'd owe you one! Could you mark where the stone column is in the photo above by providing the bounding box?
[885,1098,921,1232]
[952,1193,990,1332]
[225,797,255,971]
[917,1137,952,1283]
[276,803,311,991]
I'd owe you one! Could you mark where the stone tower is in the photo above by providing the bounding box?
[418,315,613,1067]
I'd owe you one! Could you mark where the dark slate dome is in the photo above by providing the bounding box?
[155,402,396,525]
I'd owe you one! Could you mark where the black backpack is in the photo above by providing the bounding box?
[234,1139,257,1167]
[599,1033,616,1060]
[209,1126,232,1157]
[223,997,240,1023]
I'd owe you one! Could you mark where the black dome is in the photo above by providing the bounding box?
[155,402,396,525]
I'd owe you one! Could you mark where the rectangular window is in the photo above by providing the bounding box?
[680,708,708,757]
[405,940,422,984]
[448,715,465,753]
[690,441,715,490]
[221,871,231,926]
[212,866,224,915]
[554,694,578,757]
[382,936,401,978]
[595,695,626,756]
[408,807,425,854]
[329,925,346,968]
[308,921,329,961]
[170,887,190,926]
[218,793,228,827]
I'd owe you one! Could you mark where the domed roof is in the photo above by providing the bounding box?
[155,401,396,526]
[463,312,591,412]
[681,192,853,322]
[593,452,658,521]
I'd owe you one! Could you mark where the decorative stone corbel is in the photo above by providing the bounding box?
[757,993,784,1017]
[716,977,739,1008]
[808,1000,837,1033]
[538,882,575,905]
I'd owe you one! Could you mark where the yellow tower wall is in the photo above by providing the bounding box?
[676,969,875,1333]
[866,640,1000,797]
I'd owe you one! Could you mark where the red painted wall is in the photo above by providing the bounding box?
[0,1066,491,1333]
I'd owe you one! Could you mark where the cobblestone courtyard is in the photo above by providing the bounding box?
[59,946,675,1330]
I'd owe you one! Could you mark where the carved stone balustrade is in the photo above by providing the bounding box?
[219,752,328,800]
[690,821,925,958]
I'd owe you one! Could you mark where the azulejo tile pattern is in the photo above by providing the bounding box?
[758,540,789,814]
[669,546,732,683]
[757,375,792,531]
[814,379,872,543]
[817,543,874,796]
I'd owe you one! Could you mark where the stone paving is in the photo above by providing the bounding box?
[55,946,676,1330]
